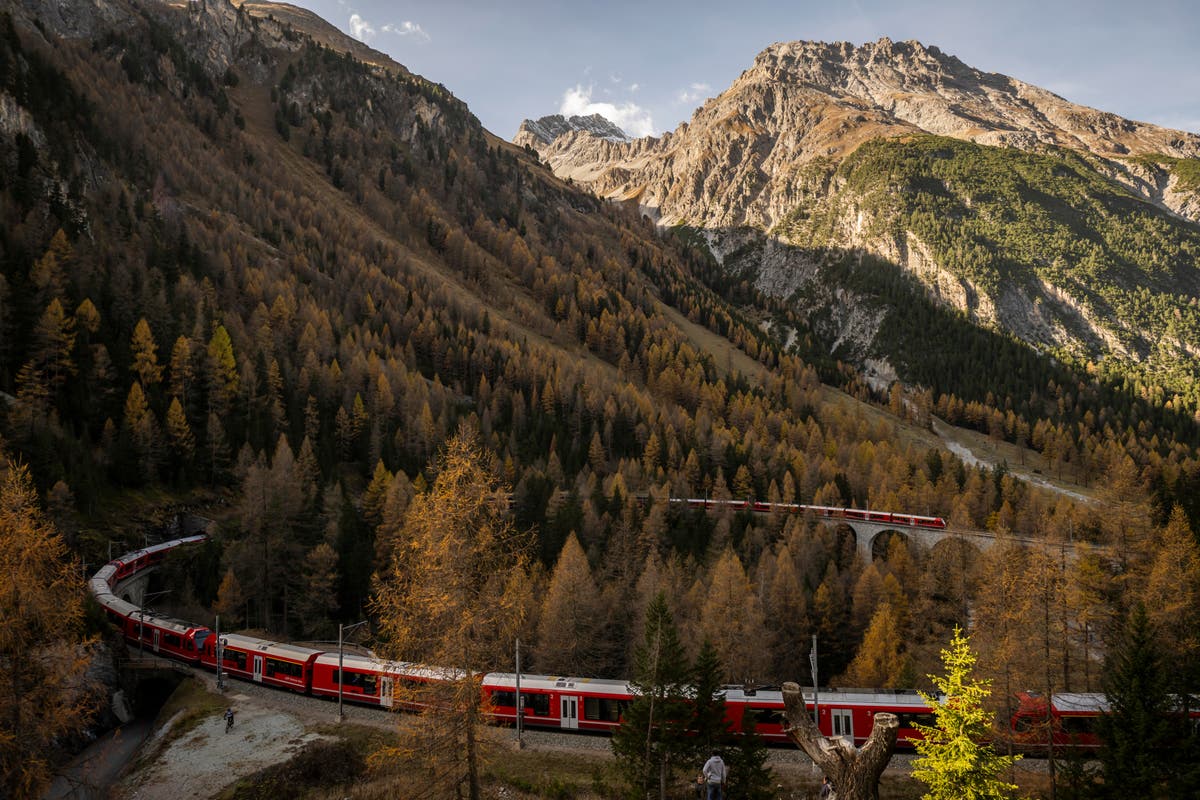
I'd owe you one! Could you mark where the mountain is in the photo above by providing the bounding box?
[515,112,630,148]
[519,38,1200,392]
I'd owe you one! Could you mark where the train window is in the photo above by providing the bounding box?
[492,691,516,708]
[748,708,787,727]
[163,633,182,649]
[522,692,551,716]
[333,670,378,693]
[223,650,247,671]
[583,697,623,721]
[898,713,935,729]
[1061,716,1095,735]
[267,659,304,680]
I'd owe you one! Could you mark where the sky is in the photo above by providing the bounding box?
[289,0,1200,141]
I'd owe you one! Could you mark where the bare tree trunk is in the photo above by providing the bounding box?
[467,704,480,800]
[782,682,899,800]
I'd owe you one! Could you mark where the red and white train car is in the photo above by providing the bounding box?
[483,674,631,733]
[1010,691,1112,750]
[200,633,321,692]
[124,612,210,663]
[721,687,935,746]
[109,535,208,582]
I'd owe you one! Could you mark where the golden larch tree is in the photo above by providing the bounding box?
[371,428,532,800]
[696,548,771,683]
[130,318,163,388]
[838,602,912,688]
[0,457,97,797]
[535,532,604,676]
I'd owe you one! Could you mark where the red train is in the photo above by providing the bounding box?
[92,535,942,746]
[1009,691,1200,752]
[673,499,947,530]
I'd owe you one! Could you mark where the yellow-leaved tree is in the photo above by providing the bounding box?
[0,457,97,797]
[370,427,533,800]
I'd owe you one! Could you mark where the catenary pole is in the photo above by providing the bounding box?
[516,637,523,749]
[810,635,819,725]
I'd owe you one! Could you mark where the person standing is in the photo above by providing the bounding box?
[702,750,727,800]
[820,775,835,798]
[224,707,235,733]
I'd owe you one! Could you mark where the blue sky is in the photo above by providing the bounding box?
[290,0,1200,140]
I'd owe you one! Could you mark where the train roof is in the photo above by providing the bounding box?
[314,651,392,671]
[138,611,207,635]
[1052,693,1110,713]
[112,534,208,567]
[484,673,632,696]
[723,686,933,709]
[94,591,140,619]
[218,633,323,661]
[313,652,472,681]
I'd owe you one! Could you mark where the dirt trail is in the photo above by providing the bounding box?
[116,683,330,800]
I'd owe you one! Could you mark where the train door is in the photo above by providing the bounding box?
[380,677,394,708]
[560,695,579,730]
[831,708,853,742]
[152,630,160,653]
[253,655,264,683]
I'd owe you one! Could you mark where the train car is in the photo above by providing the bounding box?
[722,687,935,747]
[1010,691,1107,750]
[124,612,210,663]
[109,534,208,582]
[200,633,320,692]
[311,652,400,707]
[92,586,141,630]
[484,673,633,733]
[93,563,119,591]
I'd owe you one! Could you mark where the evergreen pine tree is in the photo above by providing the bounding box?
[911,626,1020,800]
[612,592,694,800]
[1096,603,1185,799]
[691,639,730,756]
[726,709,775,800]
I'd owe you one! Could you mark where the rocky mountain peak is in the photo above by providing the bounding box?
[514,113,630,149]
[519,35,1200,228]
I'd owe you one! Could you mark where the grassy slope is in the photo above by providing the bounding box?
[777,134,1200,388]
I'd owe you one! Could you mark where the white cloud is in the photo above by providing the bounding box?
[382,20,430,42]
[629,83,640,93]
[676,82,712,105]
[348,13,375,42]
[560,85,656,138]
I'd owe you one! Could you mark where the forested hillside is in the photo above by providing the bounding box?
[1,0,1199,758]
